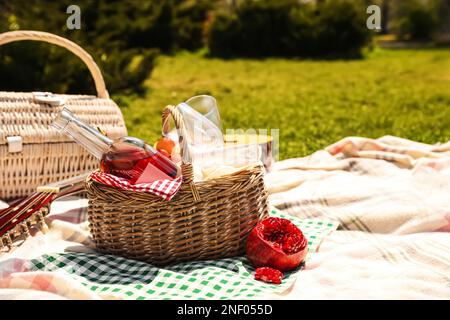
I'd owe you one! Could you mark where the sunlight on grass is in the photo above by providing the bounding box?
[118,48,450,159]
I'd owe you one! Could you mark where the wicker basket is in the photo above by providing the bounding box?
[0,31,127,200]
[86,105,269,266]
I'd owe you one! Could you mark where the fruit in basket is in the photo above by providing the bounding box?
[155,136,176,156]
[158,149,171,159]
[254,267,283,284]
[170,145,182,164]
[246,217,308,272]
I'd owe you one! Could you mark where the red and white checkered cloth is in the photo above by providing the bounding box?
[89,172,183,201]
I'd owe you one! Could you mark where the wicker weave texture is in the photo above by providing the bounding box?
[0,31,127,199]
[0,94,127,199]
[86,165,269,266]
[86,106,269,266]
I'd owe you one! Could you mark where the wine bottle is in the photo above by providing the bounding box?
[52,108,179,183]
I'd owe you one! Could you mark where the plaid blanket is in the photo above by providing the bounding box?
[0,207,336,300]
[0,199,337,299]
[264,135,450,299]
[268,136,450,234]
[1,135,449,299]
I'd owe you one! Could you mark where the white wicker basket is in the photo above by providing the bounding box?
[0,30,127,200]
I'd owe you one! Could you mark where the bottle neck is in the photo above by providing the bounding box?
[52,108,113,159]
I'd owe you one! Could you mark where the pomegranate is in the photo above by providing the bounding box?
[255,267,283,284]
[246,217,308,272]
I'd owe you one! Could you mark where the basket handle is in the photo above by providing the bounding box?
[0,30,109,99]
[162,105,200,202]
[162,105,192,164]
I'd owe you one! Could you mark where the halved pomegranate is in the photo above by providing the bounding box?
[246,217,308,272]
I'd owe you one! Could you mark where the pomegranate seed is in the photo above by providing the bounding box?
[254,267,283,284]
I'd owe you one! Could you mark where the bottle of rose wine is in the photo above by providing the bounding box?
[52,108,179,183]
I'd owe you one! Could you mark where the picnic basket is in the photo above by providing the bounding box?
[0,30,127,200]
[86,105,269,266]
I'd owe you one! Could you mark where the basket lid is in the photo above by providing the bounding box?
[0,92,126,146]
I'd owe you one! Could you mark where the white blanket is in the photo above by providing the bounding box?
[265,136,450,299]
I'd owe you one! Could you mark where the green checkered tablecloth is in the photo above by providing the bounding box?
[30,208,338,300]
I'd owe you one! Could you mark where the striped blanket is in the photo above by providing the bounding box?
[1,135,449,299]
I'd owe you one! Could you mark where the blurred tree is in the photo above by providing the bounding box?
[172,0,216,50]
[207,0,372,58]
[0,0,217,95]
[388,0,450,41]
[394,0,438,40]
[381,0,391,34]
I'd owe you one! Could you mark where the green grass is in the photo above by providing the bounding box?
[118,48,450,160]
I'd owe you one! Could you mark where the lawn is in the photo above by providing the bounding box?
[119,48,450,160]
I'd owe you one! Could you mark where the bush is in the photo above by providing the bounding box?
[0,0,215,95]
[172,0,216,51]
[0,1,162,95]
[206,13,243,57]
[396,2,438,40]
[207,0,298,57]
[307,1,372,57]
[206,0,372,58]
